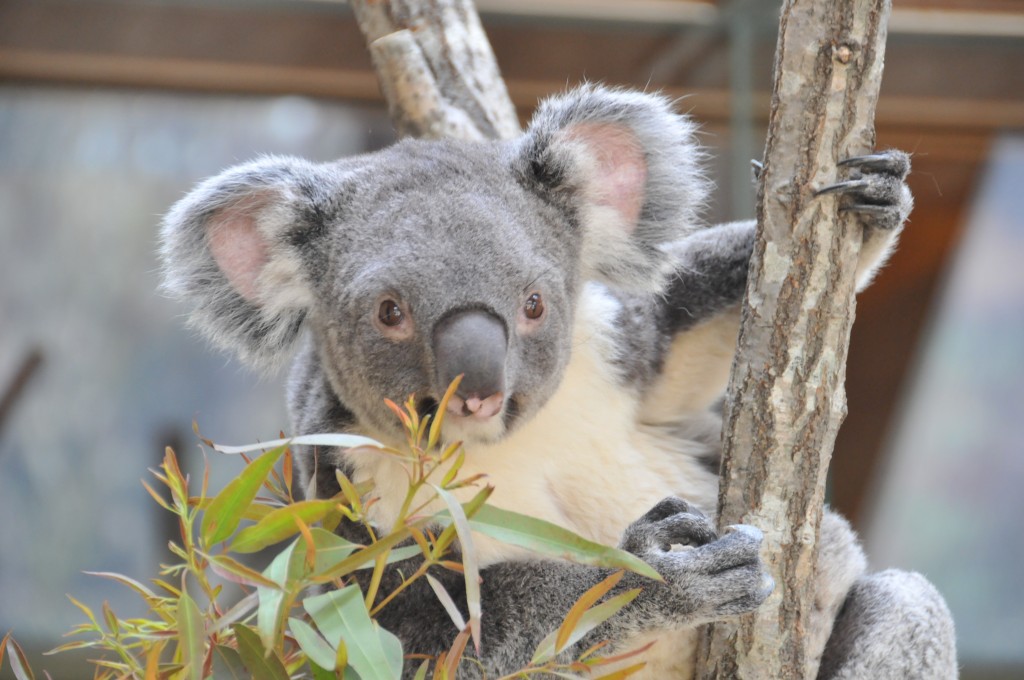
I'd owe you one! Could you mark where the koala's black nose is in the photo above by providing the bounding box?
[433,309,507,419]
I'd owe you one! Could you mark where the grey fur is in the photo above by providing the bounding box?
[160,85,955,679]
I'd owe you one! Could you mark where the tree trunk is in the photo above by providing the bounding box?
[348,0,519,141]
[695,1,893,679]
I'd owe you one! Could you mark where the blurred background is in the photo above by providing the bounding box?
[0,0,1021,677]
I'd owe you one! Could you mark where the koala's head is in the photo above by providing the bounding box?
[161,85,708,443]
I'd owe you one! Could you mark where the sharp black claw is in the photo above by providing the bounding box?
[750,159,764,182]
[838,151,910,177]
[839,204,890,215]
[815,179,870,197]
[838,153,891,167]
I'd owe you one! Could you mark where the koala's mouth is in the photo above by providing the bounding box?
[416,397,440,421]
[414,394,522,442]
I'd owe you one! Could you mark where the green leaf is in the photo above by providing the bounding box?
[256,539,306,650]
[83,571,158,602]
[5,635,35,680]
[307,527,358,574]
[411,660,431,680]
[303,586,403,680]
[66,595,100,630]
[232,624,289,680]
[425,574,466,632]
[592,664,648,679]
[251,527,395,651]
[427,376,462,451]
[211,644,248,680]
[176,591,206,680]
[556,571,623,654]
[207,554,282,589]
[531,588,641,665]
[213,434,382,455]
[288,618,337,671]
[202,446,286,546]
[309,660,338,680]
[210,592,258,635]
[311,521,424,584]
[432,486,481,652]
[231,500,340,553]
[468,505,661,581]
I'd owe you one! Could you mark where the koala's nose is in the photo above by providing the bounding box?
[433,309,507,419]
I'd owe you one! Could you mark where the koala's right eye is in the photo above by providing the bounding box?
[378,300,403,327]
[373,297,414,340]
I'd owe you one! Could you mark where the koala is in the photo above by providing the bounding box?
[161,85,957,679]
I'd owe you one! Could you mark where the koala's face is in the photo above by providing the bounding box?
[160,86,708,445]
[309,140,579,442]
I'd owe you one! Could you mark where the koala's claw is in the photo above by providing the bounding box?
[815,149,912,232]
[838,151,911,177]
[750,158,764,182]
[814,179,872,197]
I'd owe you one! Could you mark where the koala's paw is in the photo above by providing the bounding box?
[815,150,913,232]
[621,498,775,623]
[620,497,718,554]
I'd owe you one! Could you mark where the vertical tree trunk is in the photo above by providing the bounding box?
[695,1,893,679]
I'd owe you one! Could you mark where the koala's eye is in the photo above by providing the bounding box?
[378,299,404,327]
[524,292,545,320]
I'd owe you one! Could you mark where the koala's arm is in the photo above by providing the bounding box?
[639,150,914,417]
[340,503,768,679]
[302,430,768,679]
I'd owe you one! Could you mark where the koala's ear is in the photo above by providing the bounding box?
[160,156,331,369]
[517,84,710,292]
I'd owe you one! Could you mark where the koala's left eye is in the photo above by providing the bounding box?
[378,300,403,327]
[374,297,414,340]
[524,292,545,320]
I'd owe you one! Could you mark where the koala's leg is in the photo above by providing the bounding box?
[817,569,958,680]
[804,511,868,677]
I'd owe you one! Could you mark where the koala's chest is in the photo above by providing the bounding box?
[347,325,719,566]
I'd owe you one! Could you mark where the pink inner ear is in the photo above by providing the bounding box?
[207,199,269,302]
[567,123,648,233]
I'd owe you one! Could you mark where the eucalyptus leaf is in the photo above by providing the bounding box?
[176,591,206,680]
[201,446,285,546]
[432,486,481,651]
[531,588,641,665]
[467,505,661,581]
[303,586,403,680]
[230,500,341,553]
[257,539,306,649]
[211,644,248,680]
[289,617,338,671]
[213,434,382,455]
[233,624,290,680]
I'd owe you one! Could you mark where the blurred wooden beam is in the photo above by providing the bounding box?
[4,43,1021,135]
[2,0,1021,135]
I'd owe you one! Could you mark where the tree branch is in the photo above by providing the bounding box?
[350,0,519,141]
[695,1,893,678]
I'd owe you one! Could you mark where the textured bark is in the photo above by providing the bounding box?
[350,0,519,141]
[694,1,892,679]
